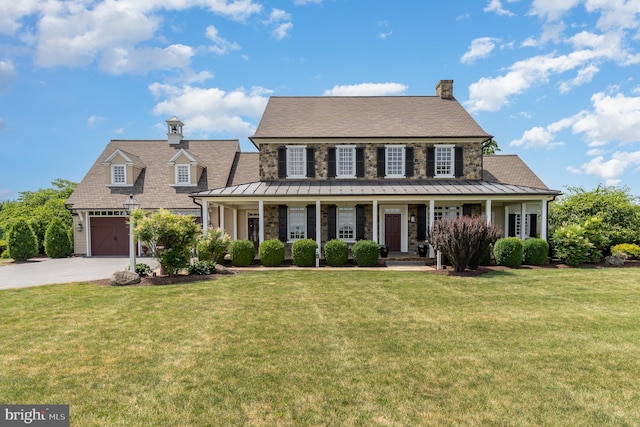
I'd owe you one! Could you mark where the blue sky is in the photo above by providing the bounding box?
[1,0,640,200]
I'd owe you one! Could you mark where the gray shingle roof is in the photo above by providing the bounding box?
[483,155,550,189]
[251,96,493,140]
[66,139,239,210]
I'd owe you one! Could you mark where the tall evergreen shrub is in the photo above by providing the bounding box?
[8,218,38,261]
[44,217,72,258]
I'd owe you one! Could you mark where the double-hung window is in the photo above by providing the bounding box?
[337,207,355,240]
[176,164,190,185]
[288,207,306,240]
[287,146,306,178]
[337,146,356,178]
[111,165,126,185]
[385,145,405,177]
[435,145,455,178]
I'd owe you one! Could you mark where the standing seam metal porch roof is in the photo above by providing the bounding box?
[192,179,561,199]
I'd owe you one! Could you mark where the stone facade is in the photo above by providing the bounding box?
[259,142,483,181]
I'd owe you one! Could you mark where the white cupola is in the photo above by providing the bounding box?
[166,116,184,145]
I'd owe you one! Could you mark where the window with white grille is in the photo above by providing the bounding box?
[385,146,405,177]
[287,146,306,178]
[112,165,126,185]
[176,164,190,184]
[337,146,355,178]
[435,145,454,177]
[288,207,305,240]
[337,207,355,240]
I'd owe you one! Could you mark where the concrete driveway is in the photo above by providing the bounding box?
[0,256,159,290]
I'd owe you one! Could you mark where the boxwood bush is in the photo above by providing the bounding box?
[523,238,549,266]
[352,240,379,267]
[229,239,255,267]
[493,237,524,268]
[7,218,38,262]
[292,239,318,267]
[611,243,640,259]
[259,239,285,267]
[187,260,216,275]
[324,239,348,266]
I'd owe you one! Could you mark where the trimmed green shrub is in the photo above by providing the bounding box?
[352,240,379,267]
[523,238,549,266]
[188,260,216,275]
[259,239,285,267]
[7,218,38,261]
[229,239,255,267]
[610,243,640,259]
[292,239,318,267]
[428,216,502,272]
[135,263,153,277]
[551,218,605,266]
[493,237,524,268]
[44,217,72,258]
[324,239,348,266]
[197,227,230,263]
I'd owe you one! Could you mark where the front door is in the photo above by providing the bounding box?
[248,217,260,250]
[385,214,401,252]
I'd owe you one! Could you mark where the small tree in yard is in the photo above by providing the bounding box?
[427,216,501,273]
[44,217,72,258]
[197,227,230,263]
[132,209,199,276]
[7,218,39,261]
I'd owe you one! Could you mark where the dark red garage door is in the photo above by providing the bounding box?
[91,217,129,256]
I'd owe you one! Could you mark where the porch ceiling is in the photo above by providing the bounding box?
[192,179,561,200]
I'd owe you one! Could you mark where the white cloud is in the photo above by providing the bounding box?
[294,0,323,4]
[149,83,271,138]
[484,0,515,16]
[205,25,241,55]
[323,82,408,96]
[529,0,581,22]
[559,64,599,93]
[510,125,565,149]
[87,115,106,129]
[461,37,499,64]
[264,8,293,40]
[0,59,16,91]
[100,44,195,74]
[584,0,640,31]
[574,151,640,185]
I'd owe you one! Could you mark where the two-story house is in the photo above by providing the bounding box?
[192,80,561,257]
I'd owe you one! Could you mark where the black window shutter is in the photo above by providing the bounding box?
[417,204,427,241]
[463,204,473,217]
[508,213,517,237]
[327,148,336,178]
[426,147,435,177]
[377,147,385,177]
[405,147,414,177]
[529,214,537,238]
[327,205,337,240]
[356,148,365,177]
[356,205,365,241]
[278,205,288,241]
[278,148,286,178]
[454,147,464,178]
[306,204,316,239]
[306,148,315,178]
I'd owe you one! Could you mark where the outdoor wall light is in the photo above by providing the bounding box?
[75,223,83,232]
[410,215,416,223]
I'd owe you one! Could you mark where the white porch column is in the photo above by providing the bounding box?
[258,200,265,244]
[202,200,209,236]
[232,208,238,240]
[485,199,492,225]
[541,198,548,241]
[372,200,379,243]
[429,199,435,258]
[520,203,526,240]
[85,212,91,257]
[504,206,510,238]
[316,200,321,248]
[220,205,225,232]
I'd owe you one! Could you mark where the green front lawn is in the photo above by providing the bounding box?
[1,269,639,426]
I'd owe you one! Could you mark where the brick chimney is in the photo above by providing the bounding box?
[436,80,454,99]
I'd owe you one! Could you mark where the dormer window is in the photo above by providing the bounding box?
[103,149,144,187]
[176,164,190,185]
[167,148,204,187]
[112,165,126,185]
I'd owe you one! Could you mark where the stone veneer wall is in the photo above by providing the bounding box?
[260,142,483,181]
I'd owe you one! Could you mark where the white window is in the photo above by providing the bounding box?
[435,145,454,177]
[111,165,126,185]
[337,146,356,178]
[385,145,405,177]
[287,146,306,178]
[176,164,190,185]
[288,207,306,240]
[434,206,460,221]
[337,207,355,241]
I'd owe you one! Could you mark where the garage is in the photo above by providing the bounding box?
[90,217,130,256]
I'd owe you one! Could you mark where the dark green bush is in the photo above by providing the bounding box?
[0,239,6,255]
[44,217,72,258]
[135,263,153,277]
[7,218,38,261]
[494,237,524,268]
[610,243,640,259]
[259,239,285,267]
[292,239,318,267]
[197,227,230,263]
[352,240,379,267]
[187,260,216,275]
[229,239,255,267]
[523,238,549,266]
[324,239,348,266]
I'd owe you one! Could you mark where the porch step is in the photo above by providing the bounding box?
[384,260,427,267]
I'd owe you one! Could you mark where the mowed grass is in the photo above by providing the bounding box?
[1,269,640,426]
